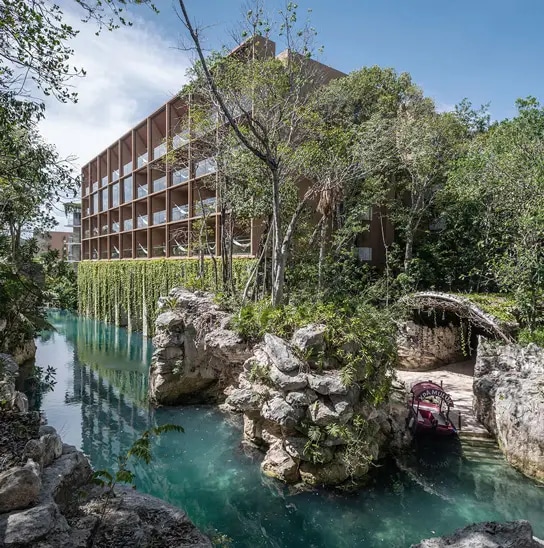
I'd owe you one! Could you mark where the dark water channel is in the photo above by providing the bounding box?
[29,310,544,547]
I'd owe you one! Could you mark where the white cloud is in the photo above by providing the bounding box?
[40,8,190,172]
[38,7,190,226]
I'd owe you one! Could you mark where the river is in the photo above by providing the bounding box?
[27,310,544,547]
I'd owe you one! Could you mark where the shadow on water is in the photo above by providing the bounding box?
[29,310,544,548]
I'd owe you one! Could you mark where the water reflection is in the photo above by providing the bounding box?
[30,311,544,548]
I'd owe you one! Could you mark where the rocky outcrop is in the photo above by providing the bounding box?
[397,321,464,371]
[224,329,396,486]
[0,353,29,412]
[412,520,542,548]
[149,289,251,405]
[473,339,544,481]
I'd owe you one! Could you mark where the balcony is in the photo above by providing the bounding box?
[112,169,119,182]
[111,221,120,233]
[152,245,166,257]
[123,247,132,258]
[100,250,108,259]
[171,240,188,256]
[171,204,189,221]
[137,184,148,199]
[173,131,190,149]
[232,237,251,255]
[111,246,120,259]
[137,215,148,229]
[137,152,148,169]
[136,244,148,258]
[152,175,166,193]
[84,229,90,238]
[195,157,217,178]
[101,175,108,187]
[91,249,99,260]
[101,225,108,235]
[193,197,217,217]
[152,210,166,225]
[92,181,98,193]
[92,227,99,236]
[122,161,132,176]
[173,167,189,186]
[153,142,167,159]
[123,218,133,232]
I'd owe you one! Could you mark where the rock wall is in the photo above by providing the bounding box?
[473,339,544,482]
[397,321,465,371]
[223,330,403,486]
[149,289,252,405]
[412,520,542,548]
[0,353,212,548]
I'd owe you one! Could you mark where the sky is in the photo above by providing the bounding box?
[42,0,544,223]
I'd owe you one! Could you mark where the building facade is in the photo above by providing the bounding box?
[80,39,388,265]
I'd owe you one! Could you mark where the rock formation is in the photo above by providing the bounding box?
[412,520,542,548]
[149,289,251,405]
[473,339,544,482]
[396,321,464,371]
[0,352,211,547]
[224,330,403,486]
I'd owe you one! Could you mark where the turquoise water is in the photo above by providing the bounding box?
[31,311,543,547]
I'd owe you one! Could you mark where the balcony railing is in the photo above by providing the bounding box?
[152,210,166,225]
[123,247,132,258]
[92,181,98,193]
[92,250,99,260]
[122,161,132,176]
[195,158,216,178]
[171,241,188,256]
[136,244,148,258]
[111,221,120,233]
[153,142,167,159]
[100,250,108,259]
[111,246,120,259]
[137,152,148,168]
[123,176,133,202]
[171,204,189,221]
[173,167,189,185]
[173,131,190,149]
[193,197,217,217]
[137,215,148,229]
[101,175,108,187]
[152,175,166,193]
[123,218,133,232]
[152,245,166,257]
[112,169,119,182]
[137,184,148,198]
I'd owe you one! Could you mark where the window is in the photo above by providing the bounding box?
[112,183,120,207]
[123,177,133,202]
[100,188,108,211]
[357,247,372,262]
[173,167,189,185]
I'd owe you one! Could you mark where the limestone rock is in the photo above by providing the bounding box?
[38,425,58,437]
[269,366,308,391]
[291,324,326,354]
[299,460,349,486]
[308,371,348,396]
[263,333,304,373]
[261,396,298,428]
[0,460,41,513]
[285,389,318,408]
[397,320,464,371]
[473,339,544,481]
[225,388,262,412]
[411,520,540,548]
[284,437,334,463]
[261,442,300,483]
[155,311,184,330]
[23,439,45,469]
[308,398,347,426]
[41,433,63,467]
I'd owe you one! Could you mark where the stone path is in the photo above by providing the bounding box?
[395,360,491,437]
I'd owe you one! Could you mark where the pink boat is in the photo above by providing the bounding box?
[406,381,457,437]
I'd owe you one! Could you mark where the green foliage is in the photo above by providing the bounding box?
[518,328,544,347]
[232,298,396,402]
[457,293,518,324]
[39,249,78,311]
[78,258,254,336]
[247,362,271,385]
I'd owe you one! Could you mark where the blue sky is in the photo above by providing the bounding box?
[155,0,543,121]
[43,0,543,186]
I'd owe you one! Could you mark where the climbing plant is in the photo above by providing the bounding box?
[78,258,255,336]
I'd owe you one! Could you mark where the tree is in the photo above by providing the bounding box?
[176,0,329,306]
[0,0,157,104]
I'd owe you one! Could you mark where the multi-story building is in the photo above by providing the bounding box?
[64,202,82,263]
[80,38,389,265]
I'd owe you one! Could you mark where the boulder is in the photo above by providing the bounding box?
[308,371,348,396]
[261,396,299,428]
[0,460,41,513]
[284,437,334,463]
[411,520,540,548]
[149,289,251,405]
[473,339,544,481]
[23,439,45,469]
[308,398,349,426]
[299,460,349,486]
[41,432,64,467]
[269,366,308,391]
[225,388,262,412]
[263,333,303,373]
[261,442,300,483]
[291,324,326,354]
[285,389,318,408]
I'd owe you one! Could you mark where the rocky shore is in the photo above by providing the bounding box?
[0,353,211,548]
[473,339,544,482]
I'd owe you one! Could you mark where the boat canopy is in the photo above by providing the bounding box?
[410,381,454,408]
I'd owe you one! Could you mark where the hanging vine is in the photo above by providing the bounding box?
[78,258,255,336]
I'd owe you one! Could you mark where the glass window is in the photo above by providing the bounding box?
[123,176,133,202]
[123,160,132,176]
[101,188,108,211]
[92,194,98,214]
[357,247,372,262]
[112,183,120,207]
